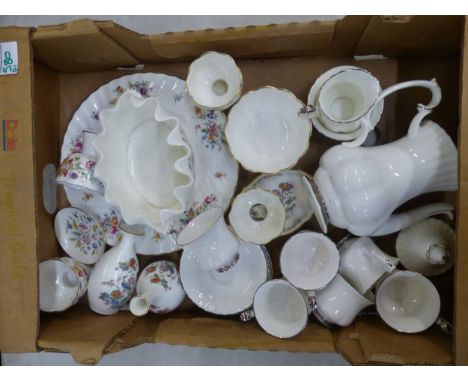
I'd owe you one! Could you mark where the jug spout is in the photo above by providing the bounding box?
[371,202,454,237]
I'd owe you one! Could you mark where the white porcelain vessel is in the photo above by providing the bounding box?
[94,90,193,230]
[180,239,272,315]
[39,257,91,312]
[226,87,312,173]
[376,271,441,333]
[301,66,442,147]
[280,231,340,291]
[129,260,186,316]
[305,106,457,236]
[313,274,375,327]
[88,223,143,315]
[245,170,315,235]
[339,237,399,295]
[54,207,106,265]
[396,218,455,276]
[61,72,239,255]
[241,279,312,339]
[187,51,243,110]
[177,207,239,271]
[57,130,104,193]
[229,188,286,244]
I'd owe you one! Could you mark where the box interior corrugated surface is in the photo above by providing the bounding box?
[0,15,467,365]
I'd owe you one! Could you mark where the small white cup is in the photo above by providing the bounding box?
[339,236,399,295]
[241,279,312,339]
[280,231,340,290]
[313,274,375,327]
[39,257,91,312]
[187,51,243,110]
[376,271,441,333]
[177,207,239,271]
[300,67,442,147]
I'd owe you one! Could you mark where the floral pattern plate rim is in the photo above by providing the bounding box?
[244,170,315,235]
[54,207,106,264]
[60,73,239,255]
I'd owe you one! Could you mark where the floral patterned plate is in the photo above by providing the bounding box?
[61,73,239,255]
[244,170,315,235]
[54,207,106,264]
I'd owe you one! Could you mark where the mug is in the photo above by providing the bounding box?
[39,257,91,312]
[339,236,399,295]
[300,66,442,147]
[313,274,375,327]
[376,271,441,333]
[240,279,313,339]
[56,130,104,193]
[177,206,240,271]
[280,230,340,291]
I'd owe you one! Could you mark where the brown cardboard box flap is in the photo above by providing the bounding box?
[0,26,38,353]
[38,306,139,365]
[32,19,139,72]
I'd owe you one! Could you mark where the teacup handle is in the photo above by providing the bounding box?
[366,244,398,273]
[342,79,442,148]
[239,309,255,322]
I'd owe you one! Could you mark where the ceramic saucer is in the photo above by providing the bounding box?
[180,238,272,315]
[54,207,106,264]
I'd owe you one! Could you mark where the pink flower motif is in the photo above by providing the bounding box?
[195,123,201,130]
[85,160,95,170]
[204,195,216,204]
[110,226,118,235]
[79,223,89,230]
[82,235,91,245]
[75,141,83,152]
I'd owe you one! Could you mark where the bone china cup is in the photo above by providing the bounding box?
[39,257,91,312]
[187,51,243,110]
[244,279,312,339]
[177,207,239,271]
[313,274,375,327]
[280,231,340,291]
[376,271,441,333]
[226,87,312,173]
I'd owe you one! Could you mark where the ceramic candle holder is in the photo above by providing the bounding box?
[57,130,104,193]
[376,271,441,333]
[54,207,106,265]
[396,218,455,276]
[39,257,91,312]
[339,236,399,295]
[226,87,312,173]
[241,279,313,339]
[280,231,340,291]
[177,207,239,271]
[129,261,186,316]
[88,223,144,315]
[229,188,286,245]
[180,239,272,315]
[313,274,375,327]
[187,51,243,110]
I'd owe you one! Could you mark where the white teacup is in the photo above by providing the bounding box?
[39,257,91,312]
[313,274,375,327]
[280,231,340,290]
[376,271,441,333]
[187,51,243,110]
[339,236,399,295]
[241,279,312,339]
[300,66,442,147]
[177,207,239,271]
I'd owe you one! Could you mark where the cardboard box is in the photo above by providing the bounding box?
[0,16,466,365]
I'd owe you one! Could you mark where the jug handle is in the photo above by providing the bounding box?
[370,202,454,236]
[343,79,442,147]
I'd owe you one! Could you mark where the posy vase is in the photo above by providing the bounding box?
[306,107,457,236]
[88,223,143,315]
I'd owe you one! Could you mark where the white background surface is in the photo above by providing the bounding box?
[0,15,348,366]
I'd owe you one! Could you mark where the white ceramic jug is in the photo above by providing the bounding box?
[305,104,457,236]
[88,223,143,315]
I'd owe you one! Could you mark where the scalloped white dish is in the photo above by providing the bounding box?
[94,90,193,229]
[60,73,239,255]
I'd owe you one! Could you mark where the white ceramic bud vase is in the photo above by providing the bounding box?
[88,223,144,315]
